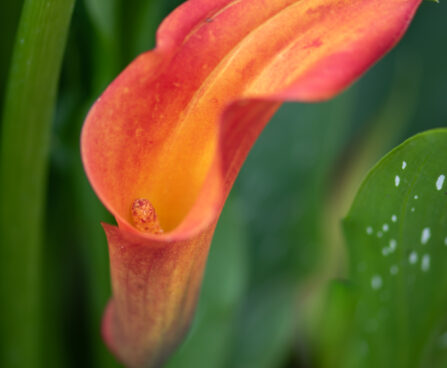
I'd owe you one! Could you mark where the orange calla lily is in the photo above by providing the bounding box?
[81,0,422,366]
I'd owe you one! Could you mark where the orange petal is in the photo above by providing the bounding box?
[81,0,422,366]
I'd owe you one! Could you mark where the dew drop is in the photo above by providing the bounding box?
[371,275,382,290]
[421,227,431,245]
[395,175,400,187]
[390,265,399,275]
[421,254,431,272]
[382,224,389,232]
[366,226,373,235]
[414,195,419,200]
[389,239,397,252]
[436,174,445,191]
[391,215,397,222]
[409,251,418,264]
[402,161,407,169]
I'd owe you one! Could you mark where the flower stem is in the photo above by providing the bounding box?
[0,0,74,366]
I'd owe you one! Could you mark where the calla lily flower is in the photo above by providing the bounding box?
[81,0,422,366]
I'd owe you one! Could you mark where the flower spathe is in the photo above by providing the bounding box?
[81,0,422,366]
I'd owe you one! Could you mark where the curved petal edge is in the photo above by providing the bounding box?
[81,0,423,366]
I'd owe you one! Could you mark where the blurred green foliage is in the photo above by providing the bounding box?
[0,0,446,367]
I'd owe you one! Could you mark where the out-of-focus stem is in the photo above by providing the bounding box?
[0,0,74,366]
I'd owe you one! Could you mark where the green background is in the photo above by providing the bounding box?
[0,0,446,367]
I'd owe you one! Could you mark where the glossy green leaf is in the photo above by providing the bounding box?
[343,128,447,368]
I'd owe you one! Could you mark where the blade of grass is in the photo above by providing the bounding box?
[0,0,75,366]
[0,0,24,116]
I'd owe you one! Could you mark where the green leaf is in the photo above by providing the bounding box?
[343,128,447,368]
[0,0,74,366]
[0,0,24,114]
